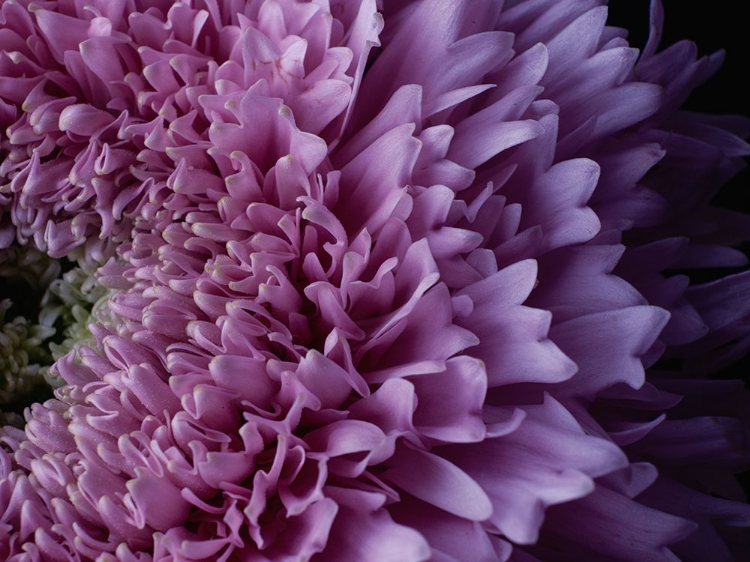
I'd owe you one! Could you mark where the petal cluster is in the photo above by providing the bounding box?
[0,1,749,561]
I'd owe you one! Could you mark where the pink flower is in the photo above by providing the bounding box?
[1,1,749,561]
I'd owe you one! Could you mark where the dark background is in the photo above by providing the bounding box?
[608,0,750,212]
[608,1,748,117]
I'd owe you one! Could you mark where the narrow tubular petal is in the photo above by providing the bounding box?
[384,445,493,521]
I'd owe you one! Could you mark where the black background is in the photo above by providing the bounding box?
[608,1,748,117]
[608,0,750,212]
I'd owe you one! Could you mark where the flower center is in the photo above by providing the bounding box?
[0,244,107,424]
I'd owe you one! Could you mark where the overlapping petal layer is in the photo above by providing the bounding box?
[1,1,748,561]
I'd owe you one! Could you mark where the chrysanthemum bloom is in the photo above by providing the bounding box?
[1,0,749,560]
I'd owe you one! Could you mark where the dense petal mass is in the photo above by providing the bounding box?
[1,0,749,561]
